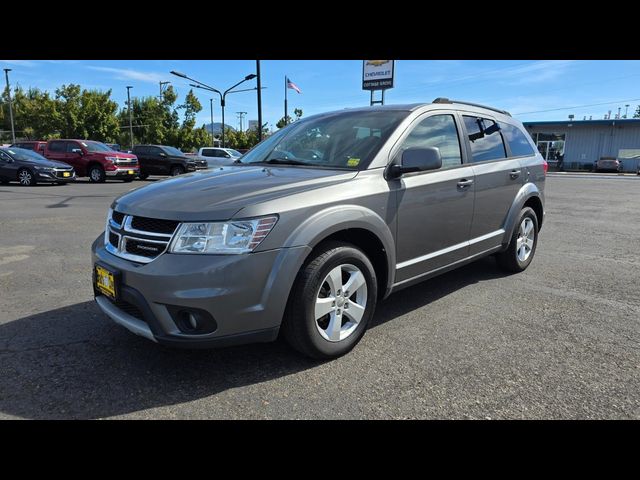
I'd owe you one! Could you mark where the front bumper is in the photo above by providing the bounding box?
[91,236,311,348]
[36,170,76,183]
[106,167,139,177]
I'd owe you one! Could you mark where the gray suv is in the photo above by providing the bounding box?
[92,98,546,359]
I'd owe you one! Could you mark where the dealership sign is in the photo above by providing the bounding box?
[362,60,395,91]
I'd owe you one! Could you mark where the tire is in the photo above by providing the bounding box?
[88,165,106,183]
[496,207,539,273]
[170,166,185,176]
[282,241,378,359]
[56,182,68,186]
[122,178,134,183]
[138,172,149,180]
[18,168,36,186]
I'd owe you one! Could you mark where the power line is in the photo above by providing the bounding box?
[514,97,640,115]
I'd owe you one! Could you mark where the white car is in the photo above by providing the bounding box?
[197,147,243,166]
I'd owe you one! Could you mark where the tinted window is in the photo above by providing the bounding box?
[200,149,215,157]
[48,141,66,153]
[162,146,184,156]
[66,141,81,153]
[463,116,507,162]
[0,150,12,162]
[134,146,148,155]
[500,122,535,157]
[399,114,462,170]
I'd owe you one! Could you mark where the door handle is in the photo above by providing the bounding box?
[457,179,474,189]
[510,169,521,179]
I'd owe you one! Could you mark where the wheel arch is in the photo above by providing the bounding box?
[281,205,396,299]
[500,182,544,248]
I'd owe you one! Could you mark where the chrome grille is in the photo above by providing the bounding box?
[105,210,178,264]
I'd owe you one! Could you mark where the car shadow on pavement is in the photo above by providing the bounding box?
[0,256,508,419]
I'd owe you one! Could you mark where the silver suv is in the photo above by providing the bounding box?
[92,98,546,359]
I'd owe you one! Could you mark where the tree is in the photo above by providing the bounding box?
[275,108,303,129]
[633,105,640,119]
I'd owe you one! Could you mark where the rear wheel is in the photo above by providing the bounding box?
[88,165,106,183]
[18,168,36,186]
[496,207,539,273]
[170,166,185,176]
[282,242,377,359]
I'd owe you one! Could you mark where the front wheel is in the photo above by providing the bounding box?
[496,207,539,273]
[282,242,377,359]
[18,168,36,186]
[170,166,185,176]
[138,172,149,180]
[88,165,106,183]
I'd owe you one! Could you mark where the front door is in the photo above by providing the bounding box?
[393,112,475,284]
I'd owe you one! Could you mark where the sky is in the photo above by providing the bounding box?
[1,60,640,130]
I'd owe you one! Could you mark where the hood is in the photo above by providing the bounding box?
[21,157,71,168]
[113,165,357,221]
[97,151,137,159]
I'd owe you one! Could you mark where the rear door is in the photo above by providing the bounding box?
[134,146,151,173]
[0,150,18,181]
[45,140,67,163]
[150,146,168,174]
[461,115,524,255]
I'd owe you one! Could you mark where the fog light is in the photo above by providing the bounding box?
[167,306,217,335]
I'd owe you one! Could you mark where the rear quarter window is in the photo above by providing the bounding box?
[48,141,66,153]
[499,122,536,157]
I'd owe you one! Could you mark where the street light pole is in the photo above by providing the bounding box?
[126,86,134,151]
[256,60,263,142]
[3,68,16,144]
[171,70,256,149]
[159,81,170,100]
[210,98,215,146]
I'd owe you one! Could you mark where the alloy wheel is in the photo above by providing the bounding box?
[516,217,535,262]
[314,263,368,342]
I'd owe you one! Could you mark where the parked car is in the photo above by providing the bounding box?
[0,147,75,186]
[594,156,622,173]
[197,147,242,166]
[92,98,545,359]
[132,145,206,179]
[10,140,47,155]
[43,139,138,183]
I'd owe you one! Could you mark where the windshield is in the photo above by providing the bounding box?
[4,148,48,162]
[225,149,242,157]
[238,110,408,169]
[81,141,113,153]
[162,146,184,156]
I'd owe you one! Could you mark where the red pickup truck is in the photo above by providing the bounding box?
[43,139,139,182]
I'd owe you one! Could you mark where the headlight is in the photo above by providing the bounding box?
[105,156,119,162]
[169,215,278,254]
[34,166,53,171]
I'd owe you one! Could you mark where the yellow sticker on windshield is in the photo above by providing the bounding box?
[347,157,360,167]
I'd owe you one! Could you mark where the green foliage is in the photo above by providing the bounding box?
[0,81,219,149]
[634,105,640,119]
[275,108,303,129]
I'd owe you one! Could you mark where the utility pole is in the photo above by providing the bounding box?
[3,68,16,144]
[126,86,134,151]
[236,112,247,132]
[624,104,629,119]
[210,98,215,147]
[256,60,263,141]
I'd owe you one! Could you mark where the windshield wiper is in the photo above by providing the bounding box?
[253,158,309,166]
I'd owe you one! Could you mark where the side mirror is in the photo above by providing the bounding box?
[224,153,231,158]
[71,148,83,156]
[387,147,442,179]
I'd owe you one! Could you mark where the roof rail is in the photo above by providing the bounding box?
[432,97,511,117]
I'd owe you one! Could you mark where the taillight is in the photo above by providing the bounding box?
[542,159,548,175]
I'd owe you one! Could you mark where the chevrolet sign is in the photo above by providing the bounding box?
[362,60,395,91]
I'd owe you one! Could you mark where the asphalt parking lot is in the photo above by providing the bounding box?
[0,174,639,419]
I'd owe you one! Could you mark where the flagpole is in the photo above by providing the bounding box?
[284,75,288,126]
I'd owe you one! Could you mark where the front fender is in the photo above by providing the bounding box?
[500,182,543,248]
[282,204,396,296]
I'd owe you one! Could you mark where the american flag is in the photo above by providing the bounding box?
[287,77,301,94]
